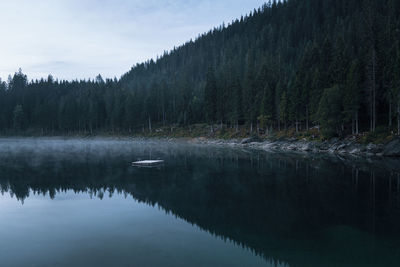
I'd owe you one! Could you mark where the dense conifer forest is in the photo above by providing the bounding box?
[1,0,400,138]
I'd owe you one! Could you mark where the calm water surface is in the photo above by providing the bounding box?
[0,138,399,267]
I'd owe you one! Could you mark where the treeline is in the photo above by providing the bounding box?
[1,0,400,137]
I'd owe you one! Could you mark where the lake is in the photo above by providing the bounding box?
[0,138,399,267]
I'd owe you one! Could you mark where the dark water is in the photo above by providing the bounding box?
[0,138,400,267]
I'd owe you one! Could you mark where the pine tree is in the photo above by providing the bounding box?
[318,85,342,138]
[13,104,24,131]
[279,90,288,130]
[394,46,400,135]
[343,60,362,134]
[204,67,218,131]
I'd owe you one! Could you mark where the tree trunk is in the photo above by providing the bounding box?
[371,49,377,132]
[355,110,359,135]
[397,104,400,135]
[148,116,152,132]
[370,98,373,132]
[389,100,392,128]
[163,111,166,126]
[306,106,309,131]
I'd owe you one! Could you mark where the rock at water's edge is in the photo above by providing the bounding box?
[383,138,400,157]
[241,136,263,144]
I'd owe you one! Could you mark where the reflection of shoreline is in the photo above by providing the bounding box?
[0,189,290,267]
[0,183,396,267]
[1,138,400,266]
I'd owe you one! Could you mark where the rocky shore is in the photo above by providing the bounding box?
[192,136,400,157]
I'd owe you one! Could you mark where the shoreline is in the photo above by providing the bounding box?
[189,136,400,158]
[2,134,400,158]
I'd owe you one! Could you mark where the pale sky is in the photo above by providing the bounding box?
[0,0,265,81]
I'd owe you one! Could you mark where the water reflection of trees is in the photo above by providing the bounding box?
[1,144,400,266]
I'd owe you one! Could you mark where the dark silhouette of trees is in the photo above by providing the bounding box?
[13,104,24,131]
[0,0,399,137]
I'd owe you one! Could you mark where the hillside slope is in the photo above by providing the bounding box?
[1,0,400,138]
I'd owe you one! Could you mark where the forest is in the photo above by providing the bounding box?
[1,0,400,138]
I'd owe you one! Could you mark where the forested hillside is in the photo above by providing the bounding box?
[1,0,400,138]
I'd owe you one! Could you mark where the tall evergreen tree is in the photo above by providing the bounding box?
[343,60,363,134]
[204,67,218,130]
